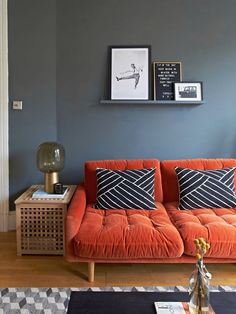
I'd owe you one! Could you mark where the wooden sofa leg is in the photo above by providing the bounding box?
[88,262,95,282]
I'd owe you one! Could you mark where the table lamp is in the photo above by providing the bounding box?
[36,142,65,193]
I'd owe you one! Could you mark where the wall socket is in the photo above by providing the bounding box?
[13,101,23,110]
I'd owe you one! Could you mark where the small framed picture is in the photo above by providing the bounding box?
[110,46,151,100]
[174,82,203,101]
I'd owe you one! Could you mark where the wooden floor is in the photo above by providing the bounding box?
[0,232,236,287]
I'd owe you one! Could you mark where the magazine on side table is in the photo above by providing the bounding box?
[31,186,68,199]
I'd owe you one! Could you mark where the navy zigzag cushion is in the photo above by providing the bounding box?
[94,168,156,210]
[175,166,236,210]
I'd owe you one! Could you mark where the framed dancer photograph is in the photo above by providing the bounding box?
[110,46,151,100]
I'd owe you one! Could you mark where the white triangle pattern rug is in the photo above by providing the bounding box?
[0,286,236,314]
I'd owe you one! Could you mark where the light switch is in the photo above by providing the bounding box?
[13,101,23,110]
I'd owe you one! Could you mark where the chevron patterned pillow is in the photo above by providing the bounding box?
[175,166,236,210]
[94,168,156,210]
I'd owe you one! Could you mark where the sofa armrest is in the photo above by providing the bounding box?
[65,183,87,261]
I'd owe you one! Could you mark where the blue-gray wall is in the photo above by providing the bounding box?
[9,0,57,207]
[9,0,236,208]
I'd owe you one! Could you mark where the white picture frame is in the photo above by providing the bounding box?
[110,46,151,100]
[174,82,203,101]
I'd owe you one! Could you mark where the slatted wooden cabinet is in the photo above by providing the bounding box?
[15,185,76,255]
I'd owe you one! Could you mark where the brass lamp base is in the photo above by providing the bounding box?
[44,172,59,193]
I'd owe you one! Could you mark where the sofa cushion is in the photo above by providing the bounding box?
[165,202,236,258]
[175,167,236,210]
[161,159,236,203]
[85,159,163,204]
[73,203,184,259]
[94,168,156,210]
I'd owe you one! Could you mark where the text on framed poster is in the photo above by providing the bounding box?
[153,62,182,100]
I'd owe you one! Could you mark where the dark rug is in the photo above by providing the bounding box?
[1,287,235,313]
[67,291,236,314]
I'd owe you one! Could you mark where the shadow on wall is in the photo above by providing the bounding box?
[9,150,42,210]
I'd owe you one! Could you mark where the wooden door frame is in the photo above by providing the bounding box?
[0,0,9,232]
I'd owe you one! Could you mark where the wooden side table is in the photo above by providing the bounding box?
[15,184,76,256]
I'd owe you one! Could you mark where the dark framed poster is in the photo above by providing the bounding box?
[110,46,151,100]
[153,62,182,100]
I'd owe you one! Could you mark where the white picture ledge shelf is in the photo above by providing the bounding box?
[100,99,204,105]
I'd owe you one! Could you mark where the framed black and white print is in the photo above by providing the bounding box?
[174,82,203,101]
[110,46,151,100]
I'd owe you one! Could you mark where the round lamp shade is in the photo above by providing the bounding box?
[36,142,65,173]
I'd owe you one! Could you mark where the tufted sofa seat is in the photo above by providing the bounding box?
[73,204,184,260]
[161,159,236,259]
[65,158,236,282]
[165,202,236,258]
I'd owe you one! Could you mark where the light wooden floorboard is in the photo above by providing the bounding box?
[0,232,236,287]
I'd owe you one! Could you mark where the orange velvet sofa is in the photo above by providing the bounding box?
[65,159,236,282]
